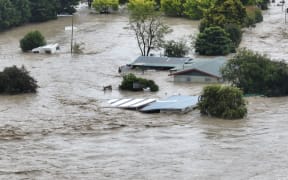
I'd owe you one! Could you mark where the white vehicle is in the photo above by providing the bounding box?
[32,43,60,54]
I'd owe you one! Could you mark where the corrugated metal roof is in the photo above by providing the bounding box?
[129,56,193,68]
[107,98,156,109]
[171,57,227,77]
[140,95,199,112]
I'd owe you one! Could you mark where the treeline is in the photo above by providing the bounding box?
[0,0,80,31]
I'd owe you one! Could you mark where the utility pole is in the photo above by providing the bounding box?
[71,14,74,54]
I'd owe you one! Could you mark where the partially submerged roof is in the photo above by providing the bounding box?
[140,95,199,113]
[170,57,227,78]
[107,98,156,109]
[129,56,193,69]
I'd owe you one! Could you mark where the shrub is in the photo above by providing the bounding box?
[119,73,159,92]
[163,40,189,57]
[92,0,119,13]
[0,65,38,94]
[198,85,247,119]
[20,30,46,52]
[195,26,234,55]
[221,49,288,97]
[244,6,263,27]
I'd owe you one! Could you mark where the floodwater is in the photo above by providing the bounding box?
[0,3,288,180]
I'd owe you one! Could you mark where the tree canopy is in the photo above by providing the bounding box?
[128,0,171,56]
[164,40,189,57]
[195,26,234,55]
[0,66,38,94]
[0,0,81,30]
[92,0,119,13]
[198,85,247,119]
[221,49,288,97]
[199,0,247,32]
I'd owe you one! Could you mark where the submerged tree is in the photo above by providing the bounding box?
[0,65,38,94]
[128,0,171,56]
[163,39,189,57]
[92,0,119,13]
[20,30,46,52]
[198,85,247,119]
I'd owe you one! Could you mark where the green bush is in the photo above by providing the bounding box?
[160,0,185,17]
[198,85,247,119]
[20,30,46,52]
[195,26,234,55]
[0,65,38,94]
[221,49,288,97]
[184,0,215,20]
[163,40,189,57]
[119,73,159,92]
[92,0,119,13]
[244,6,263,27]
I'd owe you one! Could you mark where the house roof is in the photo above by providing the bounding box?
[140,95,199,112]
[170,57,227,78]
[129,56,193,68]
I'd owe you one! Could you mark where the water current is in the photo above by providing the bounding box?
[0,3,288,180]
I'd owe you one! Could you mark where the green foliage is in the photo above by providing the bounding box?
[20,30,46,52]
[221,49,288,97]
[163,40,189,57]
[0,0,17,30]
[244,6,263,27]
[199,0,247,32]
[57,0,80,14]
[195,26,234,56]
[128,0,157,20]
[29,0,58,22]
[184,0,215,20]
[10,0,31,26]
[128,0,171,56]
[198,85,247,119]
[92,0,119,13]
[119,73,159,92]
[224,23,242,48]
[0,66,38,94]
[160,0,185,17]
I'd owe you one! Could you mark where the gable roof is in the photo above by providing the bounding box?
[170,57,227,78]
[129,56,193,68]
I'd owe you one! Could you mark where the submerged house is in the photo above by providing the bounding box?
[129,56,193,70]
[169,57,227,83]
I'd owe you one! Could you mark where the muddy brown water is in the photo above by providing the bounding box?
[0,4,288,180]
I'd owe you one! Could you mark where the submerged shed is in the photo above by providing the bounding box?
[140,95,199,113]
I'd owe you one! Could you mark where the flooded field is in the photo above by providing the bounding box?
[1,3,288,180]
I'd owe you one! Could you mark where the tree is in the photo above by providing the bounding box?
[0,0,17,30]
[198,85,247,119]
[92,0,119,13]
[224,23,242,48]
[199,0,247,32]
[119,73,159,92]
[160,0,185,17]
[29,0,58,22]
[0,66,38,94]
[10,0,31,26]
[128,0,171,56]
[183,0,215,20]
[195,26,234,55]
[221,49,288,97]
[163,40,189,57]
[20,30,46,52]
[57,0,80,14]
